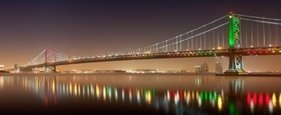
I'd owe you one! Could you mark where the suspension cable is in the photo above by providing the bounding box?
[179,22,229,43]
[238,14,281,22]
[27,49,46,65]
[241,18,281,26]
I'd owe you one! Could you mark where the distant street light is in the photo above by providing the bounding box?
[0,65,4,68]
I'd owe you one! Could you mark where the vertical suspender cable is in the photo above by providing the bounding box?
[263,18,266,47]
[245,22,248,48]
[199,35,202,50]
[268,24,271,46]
[212,31,215,49]
[191,31,193,50]
[257,23,260,47]
[222,27,225,48]
[179,35,182,51]
[203,28,206,50]
[240,21,242,48]
[277,25,279,46]
[217,30,220,48]
[251,22,254,47]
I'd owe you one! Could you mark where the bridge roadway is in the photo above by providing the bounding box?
[18,46,281,70]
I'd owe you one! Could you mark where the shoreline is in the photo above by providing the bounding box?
[0,72,280,76]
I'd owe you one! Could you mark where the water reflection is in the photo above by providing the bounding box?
[0,75,280,115]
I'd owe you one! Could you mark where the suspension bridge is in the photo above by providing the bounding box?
[8,13,281,75]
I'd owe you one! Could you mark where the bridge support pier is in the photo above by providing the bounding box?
[224,49,245,75]
[17,68,33,73]
[44,66,56,73]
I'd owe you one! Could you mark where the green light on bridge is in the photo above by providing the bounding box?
[228,14,240,49]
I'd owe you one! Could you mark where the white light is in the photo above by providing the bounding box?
[250,45,254,48]
[0,65,4,68]
[269,44,272,47]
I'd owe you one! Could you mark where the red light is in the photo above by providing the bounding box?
[179,91,185,100]
[253,93,257,105]
[247,93,251,105]
[265,93,270,105]
[259,93,263,106]
[169,90,176,98]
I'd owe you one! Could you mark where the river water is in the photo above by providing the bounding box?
[0,73,280,115]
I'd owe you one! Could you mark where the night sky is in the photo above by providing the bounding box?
[0,0,281,71]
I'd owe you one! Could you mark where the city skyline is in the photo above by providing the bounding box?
[0,0,281,72]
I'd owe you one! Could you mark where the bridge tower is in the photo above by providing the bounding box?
[224,13,245,75]
[45,48,56,64]
[44,49,57,73]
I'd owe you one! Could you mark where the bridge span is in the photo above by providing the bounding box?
[7,13,281,75]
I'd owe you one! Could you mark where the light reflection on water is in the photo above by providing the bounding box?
[0,74,280,115]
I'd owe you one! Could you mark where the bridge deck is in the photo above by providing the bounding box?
[16,47,281,70]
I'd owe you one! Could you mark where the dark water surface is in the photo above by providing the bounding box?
[0,73,280,115]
